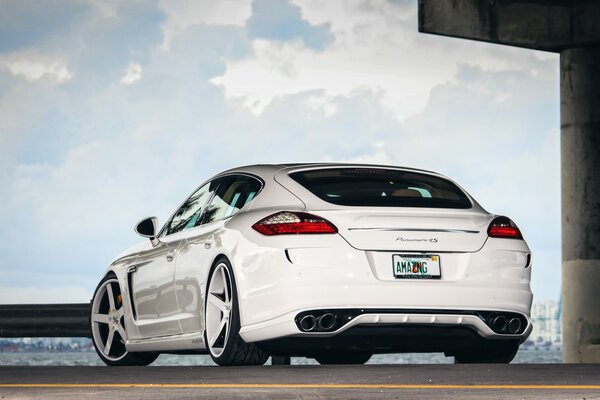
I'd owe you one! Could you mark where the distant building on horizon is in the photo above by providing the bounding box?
[530,300,561,346]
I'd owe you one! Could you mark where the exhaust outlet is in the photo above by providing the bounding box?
[299,315,317,332]
[507,317,522,334]
[490,315,507,333]
[317,313,338,331]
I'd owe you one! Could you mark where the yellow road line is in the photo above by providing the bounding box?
[1,383,600,390]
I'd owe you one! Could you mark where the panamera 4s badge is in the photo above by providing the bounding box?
[396,237,438,243]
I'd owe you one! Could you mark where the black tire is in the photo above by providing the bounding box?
[204,257,269,366]
[90,273,159,366]
[315,352,372,365]
[453,342,519,364]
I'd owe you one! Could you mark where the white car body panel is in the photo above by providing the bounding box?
[97,163,533,357]
[132,230,188,339]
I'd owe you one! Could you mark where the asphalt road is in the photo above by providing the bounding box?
[1,364,600,399]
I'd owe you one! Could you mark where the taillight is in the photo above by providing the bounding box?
[487,216,523,240]
[252,211,338,235]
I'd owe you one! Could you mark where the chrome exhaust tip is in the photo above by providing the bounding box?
[299,315,317,332]
[317,313,338,331]
[490,315,508,333]
[507,317,522,334]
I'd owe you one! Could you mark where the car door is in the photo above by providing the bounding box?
[175,174,263,335]
[129,180,216,339]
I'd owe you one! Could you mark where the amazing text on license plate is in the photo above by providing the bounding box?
[392,254,441,279]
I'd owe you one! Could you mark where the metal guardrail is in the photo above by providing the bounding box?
[0,303,294,364]
[0,303,91,338]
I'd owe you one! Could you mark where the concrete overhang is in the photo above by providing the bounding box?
[418,0,600,52]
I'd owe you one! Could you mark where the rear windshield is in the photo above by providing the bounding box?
[290,168,472,209]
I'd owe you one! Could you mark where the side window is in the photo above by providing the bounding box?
[201,175,262,225]
[165,181,217,236]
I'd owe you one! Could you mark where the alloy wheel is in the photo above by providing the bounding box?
[91,278,128,362]
[205,262,233,358]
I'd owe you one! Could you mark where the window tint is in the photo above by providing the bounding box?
[290,168,472,209]
[165,181,218,235]
[201,175,262,225]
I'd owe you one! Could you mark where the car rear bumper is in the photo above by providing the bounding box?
[239,309,532,346]
[235,232,533,347]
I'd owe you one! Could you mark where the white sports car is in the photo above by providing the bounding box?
[90,163,532,366]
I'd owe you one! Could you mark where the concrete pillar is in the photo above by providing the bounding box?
[561,45,600,362]
[417,0,600,363]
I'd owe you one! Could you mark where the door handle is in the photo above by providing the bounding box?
[166,250,175,262]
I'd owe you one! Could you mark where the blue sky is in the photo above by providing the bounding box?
[0,0,560,303]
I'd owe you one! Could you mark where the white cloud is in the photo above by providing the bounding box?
[211,33,449,118]
[90,0,117,18]
[304,93,337,117]
[0,0,562,303]
[0,52,72,82]
[120,62,143,85]
[213,0,556,118]
[159,0,252,49]
[340,142,392,165]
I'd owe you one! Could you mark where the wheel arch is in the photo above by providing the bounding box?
[89,272,159,366]
[205,253,248,326]
[206,253,238,293]
[103,269,118,279]
[95,267,140,343]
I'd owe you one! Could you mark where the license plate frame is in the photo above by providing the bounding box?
[392,254,442,279]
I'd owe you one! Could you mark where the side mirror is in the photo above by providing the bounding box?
[135,217,160,247]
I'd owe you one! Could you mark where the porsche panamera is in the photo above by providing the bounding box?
[90,163,532,366]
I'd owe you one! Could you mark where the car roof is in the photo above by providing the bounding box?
[210,162,482,212]
[219,163,441,178]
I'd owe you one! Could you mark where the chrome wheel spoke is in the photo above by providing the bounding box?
[221,268,229,303]
[116,324,127,341]
[106,284,116,310]
[209,318,227,347]
[208,293,228,313]
[104,329,115,355]
[92,313,109,324]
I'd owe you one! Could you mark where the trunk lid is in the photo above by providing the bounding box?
[316,208,490,252]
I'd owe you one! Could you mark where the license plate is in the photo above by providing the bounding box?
[392,254,441,279]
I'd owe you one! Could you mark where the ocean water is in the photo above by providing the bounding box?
[0,349,561,366]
